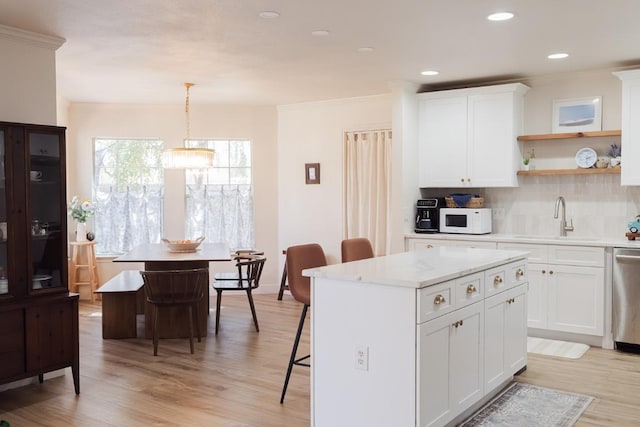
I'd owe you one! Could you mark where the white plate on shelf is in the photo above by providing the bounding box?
[32,274,53,289]
[575,147,597,168]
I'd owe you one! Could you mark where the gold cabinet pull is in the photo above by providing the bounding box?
[426,244,434,249]
[515,268,524,279]
[434,294,446,305]
[460,178,465,183]
[466,284,477,294]
[453,319,465,328]
[493,275,503,286]
[542,269,546,274]
[506,297,515,304]
[549,270,554,275]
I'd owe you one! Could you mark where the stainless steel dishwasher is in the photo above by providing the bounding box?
[613,248,640,351]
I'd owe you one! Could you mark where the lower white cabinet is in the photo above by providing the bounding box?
[418,302,484,427]
[406,237,497,251]
[547,265,604,335]
[484,284,528,391]
[498,243,604,336]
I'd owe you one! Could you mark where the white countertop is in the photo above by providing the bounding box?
[304,246,528,289]
[405,232,640,248]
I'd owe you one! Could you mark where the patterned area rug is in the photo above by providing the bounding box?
[527,337,590,359]
[459,382,593,427]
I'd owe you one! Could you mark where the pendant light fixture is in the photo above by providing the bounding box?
[161,82,215,169]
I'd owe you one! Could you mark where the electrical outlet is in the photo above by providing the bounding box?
[493,207,505,220]
[355,345,369,371]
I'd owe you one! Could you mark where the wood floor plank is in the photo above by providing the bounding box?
[1,293,640,426]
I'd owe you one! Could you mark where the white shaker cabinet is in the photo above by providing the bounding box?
[484,284,528,392]
[498,242,604,336]
[418,83,529,188]
[405,237,497,251]
[418,302,484,427]
[614,69,640,185]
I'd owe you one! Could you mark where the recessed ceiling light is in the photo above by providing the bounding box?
[258,11,280,19]
[311,30,330,37]
[421,70,439,76]
[548,52,569,59]
[356,47,374,53]
[487,12,514,21]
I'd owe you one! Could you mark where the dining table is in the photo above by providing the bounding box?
[113,242,231,339]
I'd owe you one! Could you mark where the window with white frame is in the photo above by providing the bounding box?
[185,139,254,250]
[93,138,164,254]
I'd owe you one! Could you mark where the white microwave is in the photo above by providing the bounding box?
[439,208,492,234]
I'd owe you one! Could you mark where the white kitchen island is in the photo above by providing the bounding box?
[304,246,529,427]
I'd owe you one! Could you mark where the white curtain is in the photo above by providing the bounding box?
[344,129,392,256]
[94,186,164,254]
[185,184,254,251]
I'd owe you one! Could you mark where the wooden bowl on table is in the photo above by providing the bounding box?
[161,236,205,252]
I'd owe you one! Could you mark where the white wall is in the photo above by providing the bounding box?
[277,95,392,264]
[0,24,63,125]
[67,103,280,290]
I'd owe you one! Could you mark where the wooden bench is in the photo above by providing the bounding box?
[94,271,145,339]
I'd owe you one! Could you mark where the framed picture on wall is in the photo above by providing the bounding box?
[305,163,320,184]
[552,96,602,133]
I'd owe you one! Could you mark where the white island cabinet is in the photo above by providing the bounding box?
[305,247,529,427]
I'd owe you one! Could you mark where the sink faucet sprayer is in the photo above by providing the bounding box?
[554,196,574,237]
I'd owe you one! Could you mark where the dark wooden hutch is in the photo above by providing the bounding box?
[0,121,79,394]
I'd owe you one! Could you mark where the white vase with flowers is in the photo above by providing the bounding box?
[67,195,96,242]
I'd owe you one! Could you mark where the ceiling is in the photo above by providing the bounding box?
[1,0,639,106]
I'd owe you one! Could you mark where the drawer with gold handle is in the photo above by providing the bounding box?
[418,280,454,324]
[434,294,446,305]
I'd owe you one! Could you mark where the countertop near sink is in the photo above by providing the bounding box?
[405,232,640,249]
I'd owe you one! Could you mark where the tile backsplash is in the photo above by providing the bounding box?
[421,174,640,238]
[485,174,640,238]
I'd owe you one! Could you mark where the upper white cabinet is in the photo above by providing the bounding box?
[614,69,640,185]
[418,83,529,188]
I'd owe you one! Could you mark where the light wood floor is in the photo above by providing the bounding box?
[1,294,640,426]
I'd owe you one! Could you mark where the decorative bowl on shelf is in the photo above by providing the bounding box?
[161,236,205,252]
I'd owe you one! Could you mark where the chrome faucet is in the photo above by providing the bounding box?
[554,196,574,237]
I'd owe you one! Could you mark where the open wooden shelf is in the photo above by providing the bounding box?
[517,168,621,176]
[517,130,621,141]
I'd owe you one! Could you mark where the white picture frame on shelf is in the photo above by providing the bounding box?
[552,96,602,133]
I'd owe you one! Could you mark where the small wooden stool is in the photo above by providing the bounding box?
[69,241,100,302]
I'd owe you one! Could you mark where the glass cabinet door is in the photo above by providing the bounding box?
[0,130,6,296]
[28,131,64,292]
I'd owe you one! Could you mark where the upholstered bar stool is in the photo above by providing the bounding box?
[280,243,327,404]
[69,241,100,302]
[341,237,375,263]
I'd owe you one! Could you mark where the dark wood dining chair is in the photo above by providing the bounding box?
[139,268,208,356]
[280,243,327,404]
[214,249,264,283]
[213,255,266,334]
[341,237,375,262]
